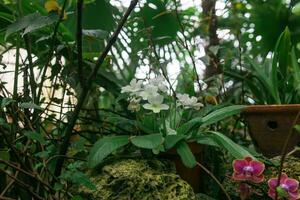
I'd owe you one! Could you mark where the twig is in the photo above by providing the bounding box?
[24,35,37,102]
[196,162,231,200]
[54,0,139,178]
[36,0,68,103]
[0,171,19,196]
[172,0,202,92]
[0,169,43,200]
[275,110,300,200]
[0,159,55,193]
[76,0,84,86]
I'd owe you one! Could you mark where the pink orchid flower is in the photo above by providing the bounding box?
[232,157,265,183]
[268,173,300,200]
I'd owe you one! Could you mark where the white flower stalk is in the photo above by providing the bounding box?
[177,93,203,110]
[128,97,141,112]
[143,95,169,113]
[121,79,143,94]
[139,84,159,100]
[149,76,168,92]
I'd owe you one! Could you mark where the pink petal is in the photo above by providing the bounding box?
[280,173,289,184]
[250,174,264,184]
[250,160,265,175]
[268,178,278,190]
[288,191,300,200]
[244,157,253,163]
[233,159,248,173]
[232,172,246,181]
[268,188,276,199]
[285,178,299,192]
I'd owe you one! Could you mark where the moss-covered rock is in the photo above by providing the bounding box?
[80,159,197,200]
[223,156,300,200]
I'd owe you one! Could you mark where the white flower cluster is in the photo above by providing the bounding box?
[121,77,203,113]
[121,76,169,113]
[176,94,203,110]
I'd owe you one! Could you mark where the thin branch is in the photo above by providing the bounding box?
[76,0,84,85]
[0,169,43,200]
[24,35,37,102]
[275,110,300,200]
[173,0,202,92]
[54,0,139,178]
[196,162,231,200]
[36,0,69,103]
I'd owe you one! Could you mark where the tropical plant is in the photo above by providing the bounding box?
[88,74,255,169]
[227,28,300,104]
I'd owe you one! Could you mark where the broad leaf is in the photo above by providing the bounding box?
[20,102,43,110]
[164,135,186,150]
[83,29,108,39]
[176,141,197,168]
[202,131,254,159]
[177,105,245,135]
[88,135,129,168]
[6,12,57,39]
[24,131,46,145]
[201,105,245,126]
[130,133,163,149]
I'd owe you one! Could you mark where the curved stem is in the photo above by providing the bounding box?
[275,110,300,200]
[196,162,231,200]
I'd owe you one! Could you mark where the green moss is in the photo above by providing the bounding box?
[80,159,196,200]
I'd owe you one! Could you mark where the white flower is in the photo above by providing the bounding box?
[177,93,203,110]
[139,84,159,100]
[143,95,169,113]
[121,79,143,94]
[149,76,168,92]
[128,98,141,112]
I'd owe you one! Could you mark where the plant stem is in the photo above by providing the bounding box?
[53,0,139,178]
[76,0,84,86]
[36,0,68,103]
[275,110,300,200]
[24,35,37,103]
[196,162,231,200]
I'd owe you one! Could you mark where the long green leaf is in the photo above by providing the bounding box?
[176,141,197,168]
[164,135,186,150]
[201,105,245,127]
[88,135,129,168]
[130,133,163,149]
[202,131,254,159]
[177,105,245,135]
[290,48,300,98]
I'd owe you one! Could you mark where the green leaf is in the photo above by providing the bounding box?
[177,105,245,135]
[88,135,129,168]
[83,29,108,39]
[130,133,163,149]
[290,48,300,97]
[1,98,14,108]
[6,12,57,39]
[203,131,254,159]
[71,172,96,190]
[164,135,186,150]
[19,102,43,110]
[294,125,300,133]
[292,2,300,15]
[71,196,83,200]
[201,105,245,126]
[176,141,197,168]
[24,131,46,145]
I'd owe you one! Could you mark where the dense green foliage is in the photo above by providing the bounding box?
[0,0,300,199]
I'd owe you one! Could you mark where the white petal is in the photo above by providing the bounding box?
[148,94,163,104]
[159,104,169,110]
[143,104,153,110]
